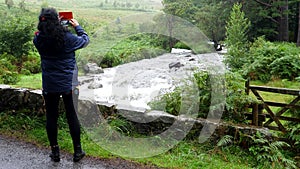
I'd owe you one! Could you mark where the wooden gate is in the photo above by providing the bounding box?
[245,80,300,132]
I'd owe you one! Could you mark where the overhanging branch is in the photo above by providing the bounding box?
[254,0,272,7]
[266,16,279,24]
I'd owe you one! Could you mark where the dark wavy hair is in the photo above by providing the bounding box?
[37,8,66,53]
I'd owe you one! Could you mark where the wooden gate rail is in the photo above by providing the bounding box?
[245,80,300,133]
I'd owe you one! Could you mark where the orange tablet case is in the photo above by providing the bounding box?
[59,12,73,20]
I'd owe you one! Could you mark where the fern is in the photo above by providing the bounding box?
[288,124,300,148]
[217,135,233,147]
[249,132,297,169]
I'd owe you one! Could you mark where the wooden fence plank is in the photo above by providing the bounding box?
[252,103,258,126]
[264,96,300,126]
[249,86,300,96]
[246,81,300,133]
[266,126,281,131]
[264,101,300,109]
[258,114,300,123]
[251,89,286,132]
[278,116,300,123]
[245,79,250,95]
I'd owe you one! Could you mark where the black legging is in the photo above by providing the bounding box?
[43,90,81,147]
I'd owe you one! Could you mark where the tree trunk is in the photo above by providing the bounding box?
[278,0,289,41]
[297,2,300,46]
[166,15,175,50]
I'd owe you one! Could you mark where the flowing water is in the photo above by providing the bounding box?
[79,52,224,110]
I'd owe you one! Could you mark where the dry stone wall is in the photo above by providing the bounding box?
[0,85,271,141]
[0,85,45,115]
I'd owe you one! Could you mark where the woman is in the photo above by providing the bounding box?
[33,8,89,162]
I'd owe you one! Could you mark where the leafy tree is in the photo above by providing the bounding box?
[161,0,300,43]
[113,1,117,8]
[195,1,232,43]
[41,1,49,8]
[126,2,132,8]
[162,0,198,49]
[135,3,140,9]
[5,0,14,9]
[162,0,237,44]
[225,3,251,71]
[0,10,35,69]
[18,0,25,10]
[242,0,300,42]
[297,2,300,46]
[163,0,198,20]
[252,0,289,41]
[99,2,104,8]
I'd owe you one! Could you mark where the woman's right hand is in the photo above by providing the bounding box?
[70,19,79,27]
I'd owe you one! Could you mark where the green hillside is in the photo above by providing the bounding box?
[9,0,163,22]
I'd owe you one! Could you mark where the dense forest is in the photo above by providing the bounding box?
[170,0,300,80]
[162,0,300,43]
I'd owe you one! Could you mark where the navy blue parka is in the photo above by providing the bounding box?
[33,26,89,93]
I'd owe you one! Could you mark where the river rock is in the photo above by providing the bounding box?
[88,81,103,89]
[84,63,104,74]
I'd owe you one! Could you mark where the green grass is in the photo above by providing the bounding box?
[0,111,264,169]
[249,80,299,130]
[10,0,162,23]
[139,144,256,169]
[251,79,300,90]
[12,73,42,89]
[2,109,297,169]
[249,79,299,105]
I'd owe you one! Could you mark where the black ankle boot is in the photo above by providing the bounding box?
[49,145,60,162]
[73,145,85,162]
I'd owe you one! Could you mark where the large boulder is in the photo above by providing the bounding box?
[83,63,104,75]
[88,81,103,89]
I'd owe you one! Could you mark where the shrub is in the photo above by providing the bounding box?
[148,71,210,117]
[174,41,191,50]
[149,71,256,122]
[223,71,257,122]
[0,71,20,84]
[0,7,37,79]
[0,53,17,70]
[100,34,166,68]
[124,48,165,63]
[0,10,35,62]
[0,55,20,84]
[193,71,211,118]
[270,55,300,80]
[20,69,31,76]
[22,52,41,74]
[243,37,300,82]
[242,37,276,82]
[287,124,300,154]
[248,132,297,169]
[101,52,122,68]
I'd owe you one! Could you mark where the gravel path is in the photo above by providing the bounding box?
[0,134,161,169]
